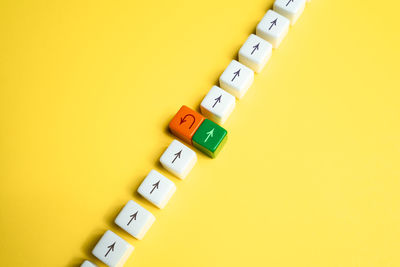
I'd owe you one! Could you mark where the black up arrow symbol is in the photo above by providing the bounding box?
[150,180,159,194]
[269,18,277,30]
[213,95,221,108]
[286,0,294,6]
[251,43,260,55]
[127,211,138,226]
[105,242,115,257]
[172,150,182,163]
[231,69,240,82]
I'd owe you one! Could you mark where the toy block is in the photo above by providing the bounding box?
[169,105,205,145]
[200,86,236,125]
[114,200,155,240]
[137,170,176,209]
[192,119,227,158]
[256,10,290,48]
[160,139,197,179]
[92,230,134,267]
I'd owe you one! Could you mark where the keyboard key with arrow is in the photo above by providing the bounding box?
[200,86,236,124]
[256,10,290,48]
[192,119,227,158]
[160,139,197,179]
[92,230,134,267]
[219,60,254,99]
[239,34,273,73]
[114,200,156,240]
[137,170,176,209]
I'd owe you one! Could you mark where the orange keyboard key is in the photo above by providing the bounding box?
[169,105,205,145]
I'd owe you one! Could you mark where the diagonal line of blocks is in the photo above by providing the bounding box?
[80,1,310,266]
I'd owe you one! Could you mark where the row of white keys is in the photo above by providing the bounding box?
[91,144,190,266]
[94,140,197,265]
[198,2,300,123]
[198,0,309,124]
[90,121,197,266]
[117,140,195,239]
[198,33,270,123]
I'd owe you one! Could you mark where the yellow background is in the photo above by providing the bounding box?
[1,0,399,266]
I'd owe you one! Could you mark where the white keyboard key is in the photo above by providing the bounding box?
[92,230,134,267]
[160,140,197,179]
[137,170,176,209]
[238,34,273,73]
[273,0,306,25]
[115,200,156,240]
[219,60,254,99]
[200,86,236,124]
[256,10,290,48]
[81,260,98,267]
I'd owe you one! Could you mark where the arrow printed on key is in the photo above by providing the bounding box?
[127,211,138,226]
[150,180,160,194]
[172,150,182,163]
[251,43,260,55]
[269,18,277,30]
[213,95,222,108]
[105,242,115,257]
[286,0,294,6]
[204,128,214,142]
[231,69,240,82]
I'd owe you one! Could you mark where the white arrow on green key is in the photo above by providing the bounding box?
[204,128,214,142]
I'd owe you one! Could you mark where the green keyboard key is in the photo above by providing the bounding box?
[192,119,227,158]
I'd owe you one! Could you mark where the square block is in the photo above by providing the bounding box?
[169,105,205,145]
[81,260,97,267]
[92,230,134,267]
[239,34,273,73]
[192,119,227,158]
[256,10,290,48]
[160,139,197,179]
[219,60,254,99]
[115,200,156,240]
[273,0,306,25]
[200,86,236,124]
[137,170,176,209]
